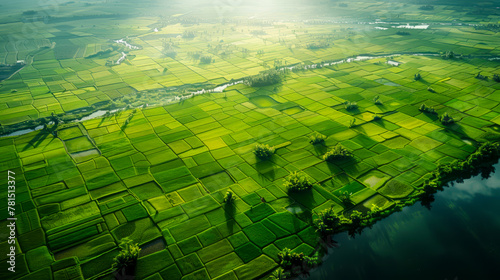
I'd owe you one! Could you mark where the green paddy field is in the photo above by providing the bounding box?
[1,0,500,279]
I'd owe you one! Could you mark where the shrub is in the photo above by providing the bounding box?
[254,144,275,159]
[372,114,381,121]
[314,206,342,236]
[309,132,326,144]
[323,144,351,161]
[344,101,358,110]
[284,172,312,192]
[493,74,500,82]
[427,87,436,93]
[373,95,382,105]
[440,112,454,125]
[349,118,356,128]
[112,238,141,274]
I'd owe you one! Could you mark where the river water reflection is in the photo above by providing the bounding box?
[309,162,500,280]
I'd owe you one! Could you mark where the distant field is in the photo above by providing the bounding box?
[1,2,500,129]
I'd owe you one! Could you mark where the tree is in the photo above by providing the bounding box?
[314,206,343,236]
[414,73,422,81]
[112,238,141,277]
[40,118,48,130]
[339,191,352,205]
[309,132,326,144]
[199,55,213,64]
[254,144,275,159]
[50,112,59,126]
[349,118,356,128]
[223,191,233,203]
[440,112,454,125]
[284,171,312,192]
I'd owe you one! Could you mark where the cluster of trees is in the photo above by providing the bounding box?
[162,41,177,58]
[419,103,437,115]
[441,50,461,59]
[323,143,351,161]
[189,51,213,64]
[207,43,234,57]
[284,172,313,192]
[244,69,283,87]
[469,72,500,83]
[314,207,373,238]
[474,24,500,32]
[199,55,213,64]
[476,72,488,80]
[440,112,454,125]
[419,5,434,11]
[344,101,358,110]
[414,73,422,81]
[306,42,330,49]
[309,132,326,144]
[112,238,141,278]
[396,31,411,36]
[254,143,275,159]
[274,248,319,279]
[182,31,195,39]
[419,103,454,125]
[420,142,500,198]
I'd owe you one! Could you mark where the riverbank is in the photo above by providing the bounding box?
[308,160,500,279]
